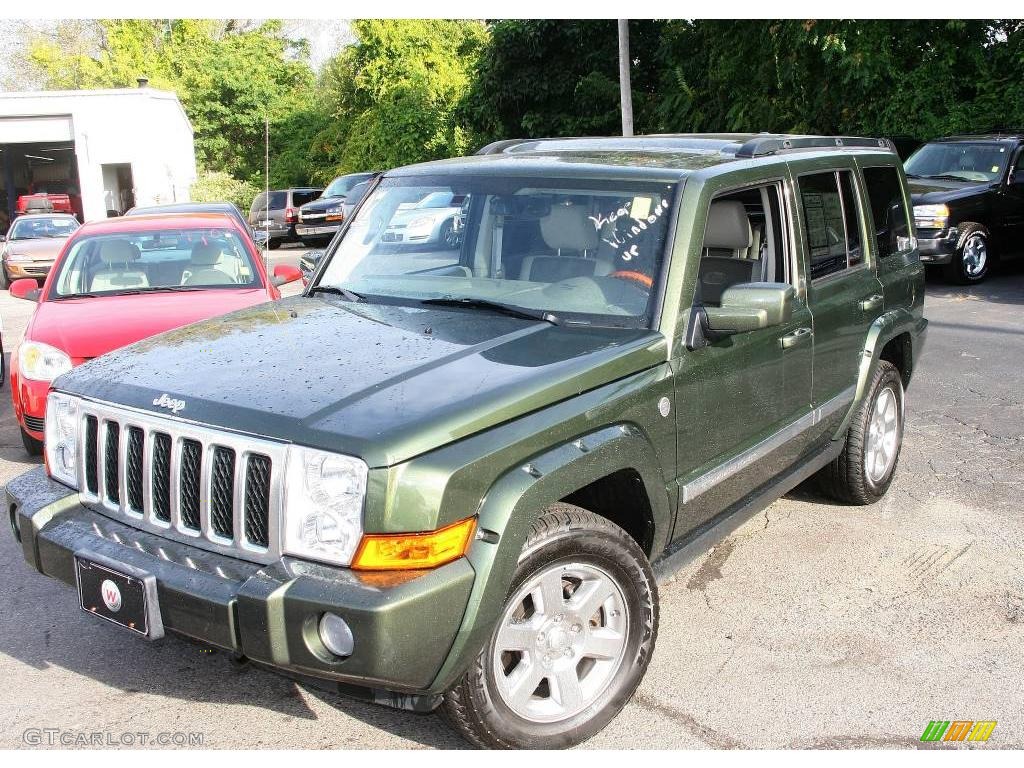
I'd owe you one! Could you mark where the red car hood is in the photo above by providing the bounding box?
[27,289,272,360]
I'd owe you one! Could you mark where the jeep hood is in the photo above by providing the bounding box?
[56,296,666,467]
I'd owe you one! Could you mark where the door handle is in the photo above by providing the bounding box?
[860,294,883,312]
[779,327,813,350]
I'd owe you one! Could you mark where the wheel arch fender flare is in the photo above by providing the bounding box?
[833,308,917,440]
[428,423,671,693]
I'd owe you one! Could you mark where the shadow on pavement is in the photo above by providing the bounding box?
[924,258,1024,305]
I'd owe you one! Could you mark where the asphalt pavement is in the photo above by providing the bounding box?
[0,255,1021,749]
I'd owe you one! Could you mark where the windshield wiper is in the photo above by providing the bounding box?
[308,284,366,302]
[54,292,99,300]
[420,296,561,325]
[919,173,974,182]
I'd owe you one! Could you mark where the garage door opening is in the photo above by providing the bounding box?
[0,141,82,234]
[102,163,135,217]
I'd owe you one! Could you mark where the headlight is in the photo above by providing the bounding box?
[45,392,80,488]
[326,206,343,214]
[913,204,950,229]
[19,341,73,382]
[282,446,368,566]
[6,253,31,263]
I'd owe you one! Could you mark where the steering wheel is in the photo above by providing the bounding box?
[608,270,653,289]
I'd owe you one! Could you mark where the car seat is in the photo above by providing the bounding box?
[183,242,237,286]
[518,204,607,282]
[90,240,149,292]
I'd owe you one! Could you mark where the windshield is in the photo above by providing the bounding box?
[50,227,263,298]
[315,176,677,327]
[905,141,1010,182]
[10,216,79,240]
[323,174,370,198]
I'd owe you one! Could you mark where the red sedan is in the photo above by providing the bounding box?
[8,212,300,454]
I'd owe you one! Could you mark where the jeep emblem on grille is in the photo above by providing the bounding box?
[152,393,186,414]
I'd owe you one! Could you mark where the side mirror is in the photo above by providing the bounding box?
[1009,170,1024,186]
[704,283,795,337]
[9,278,41,302]
[271,264,302,287]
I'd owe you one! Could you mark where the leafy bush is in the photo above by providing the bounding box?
[190,171,260,212]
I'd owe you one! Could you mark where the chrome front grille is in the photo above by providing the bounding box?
[77,400,287,564]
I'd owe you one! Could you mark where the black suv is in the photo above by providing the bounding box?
[296,172,377,245]
[905,132,1024,283]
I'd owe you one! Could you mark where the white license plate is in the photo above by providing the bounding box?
[258,220,273,227]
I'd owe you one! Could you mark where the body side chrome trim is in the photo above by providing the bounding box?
[681,385,855,504]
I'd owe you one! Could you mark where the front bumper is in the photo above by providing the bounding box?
[11,371,49,438]
[6,467,475,695]
[916,227,959,265]
[5,262,53,279]
[296,223,341,238]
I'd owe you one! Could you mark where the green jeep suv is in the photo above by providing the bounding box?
[7,134,927,748]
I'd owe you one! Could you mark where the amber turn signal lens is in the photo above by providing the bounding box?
[351,516,477,571]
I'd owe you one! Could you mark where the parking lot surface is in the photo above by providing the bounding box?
[1,259,1021,749]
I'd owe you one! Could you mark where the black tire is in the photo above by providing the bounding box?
[301,240,319,248]
[0,267,9,290]
[21,428,43,457]
[818,360,905,505]
[267,238,282,251]
[442,504,658,749]
[944,226,990,284]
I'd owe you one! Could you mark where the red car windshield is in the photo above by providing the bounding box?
[49,227,263,298]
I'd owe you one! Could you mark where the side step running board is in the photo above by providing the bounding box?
[652,441,843,584]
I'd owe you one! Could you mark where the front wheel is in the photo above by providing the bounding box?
[818,360,905,505]
[945,229,989,284]
[440,220,461,249]
[442,504,658,749]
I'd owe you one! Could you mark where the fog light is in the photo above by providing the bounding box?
[318,612,354,658]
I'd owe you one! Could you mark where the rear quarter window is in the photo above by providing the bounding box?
[862,166,911,257]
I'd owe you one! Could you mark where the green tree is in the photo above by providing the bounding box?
[313,19,487,174]
[463,20,665,147]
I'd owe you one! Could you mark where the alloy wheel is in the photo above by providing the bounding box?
[491,562,629,723]
[865,384,901,484]
[962,233,988,278]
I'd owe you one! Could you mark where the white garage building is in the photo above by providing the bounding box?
[0,85,197,227]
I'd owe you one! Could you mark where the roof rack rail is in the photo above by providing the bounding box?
[475,138,532,155]
[733,135,894,158]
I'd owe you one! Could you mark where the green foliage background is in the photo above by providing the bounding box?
[18,18,1024,206]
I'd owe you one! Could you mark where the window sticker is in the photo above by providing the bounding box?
[630,196,652,220]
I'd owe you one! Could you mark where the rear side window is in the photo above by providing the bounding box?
[862,166,911,258]
[292,190,320,207]
[798,170,864,280]
[267,191,287,210]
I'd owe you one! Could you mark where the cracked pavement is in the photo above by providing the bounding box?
[1,261,1022,749]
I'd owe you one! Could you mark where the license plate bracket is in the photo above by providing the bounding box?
[75,551,164,639]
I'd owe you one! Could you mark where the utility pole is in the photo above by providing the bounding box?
[617,19,634,137]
